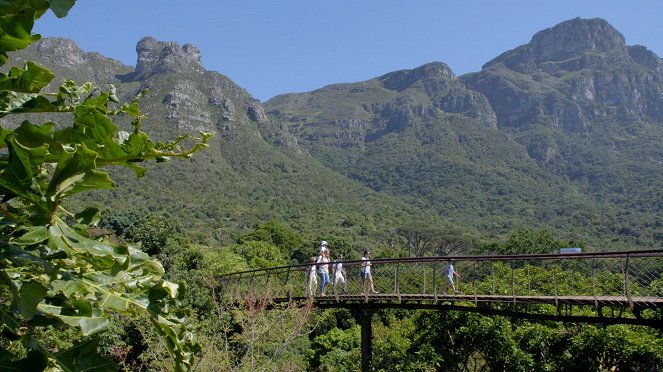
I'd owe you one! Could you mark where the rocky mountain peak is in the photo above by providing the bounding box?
[379,62,454,91]
[464,17,663,131]
[32,38,86,68]
[26,37,121,70]
[133,37,203,80]
[484,18,627,73]
[530,18,625,59]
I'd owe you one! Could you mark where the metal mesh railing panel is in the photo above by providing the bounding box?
[217,251,663,311]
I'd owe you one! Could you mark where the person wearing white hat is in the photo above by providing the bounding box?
[316,249,331,295]
[319,240,329,254]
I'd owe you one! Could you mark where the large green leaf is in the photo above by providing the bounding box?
[10,225,48,245]
[149,312,200,371]
[53,338,118,372]
[48,0,76,18]
[0,62,55,93]
[73,207,101,226]
[17,280,47,320]
[0,91,57,116]
[47,144,115,203]
[0,138,49,210]
[50,277,88,297]
[0,0,49,16]
[0,239,53,272]
[12,120,54,148]
[0,8,39,54]
[38,304,109,336]
[0,0,48,67]
[47,218,127,267]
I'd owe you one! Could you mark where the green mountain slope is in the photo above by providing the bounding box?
[265,63,595,242]
[2,37,437,249]
[5,17,662,251]
[462,17,663,247]
[266,18,663,249]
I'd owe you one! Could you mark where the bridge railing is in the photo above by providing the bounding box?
[217,250,663,309]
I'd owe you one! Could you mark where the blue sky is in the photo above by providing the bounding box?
[35,0,663,101]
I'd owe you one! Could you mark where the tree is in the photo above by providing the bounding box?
[395,223,475,257]
[0,1,210,369]
[230,240,287,269]
[477,229,580,255]
[430,228,476,257]
[238,221,304,262]
[395,222,437,257]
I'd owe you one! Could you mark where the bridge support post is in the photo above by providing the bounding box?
[361,308,373,372]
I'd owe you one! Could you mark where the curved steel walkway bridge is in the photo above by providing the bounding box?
[218,250,662,371]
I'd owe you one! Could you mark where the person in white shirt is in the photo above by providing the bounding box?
[317,250,331,295]
[360,250,378,294]
[443,260,460,293]
[332,254,347,294]
[305,256,318,298]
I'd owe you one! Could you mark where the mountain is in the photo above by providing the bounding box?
[265,18,663,248]
[461,18,663,245]
[462,17,663,130]
[264,62,591,240]
[4,17,662,250]
[2,37,438,248]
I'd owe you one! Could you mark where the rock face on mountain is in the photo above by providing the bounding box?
[379,62,498,128]
[486,18,627,73]
[266,61,497,151]
[32,37,96,68]
[4,37,131,87]
[132,37,204,80]
[462,18,663,131]
[111,37,286,136]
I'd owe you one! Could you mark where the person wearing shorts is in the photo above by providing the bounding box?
[305,256,318,298]
[443,260,460,294]
[332,254,347,294]
[360,250,378,294]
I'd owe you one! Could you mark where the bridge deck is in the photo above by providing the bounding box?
[270,294,663,308]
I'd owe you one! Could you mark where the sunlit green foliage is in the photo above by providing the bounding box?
[230,240,287,269]
[0,2,211,369]
[308,325,360,371]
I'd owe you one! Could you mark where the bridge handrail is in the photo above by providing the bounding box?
[216,249,663,279]
[217,249,663,328]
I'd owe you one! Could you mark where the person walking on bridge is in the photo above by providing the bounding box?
[317,249,331,296]
[332,254,348,294]
[305,256,318,298]
[360,250,378,294]
[443,260,460,294]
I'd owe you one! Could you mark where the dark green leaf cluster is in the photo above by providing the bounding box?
[0,1,210,370]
